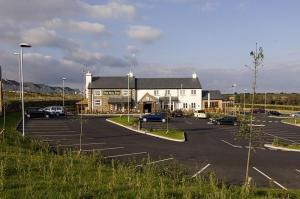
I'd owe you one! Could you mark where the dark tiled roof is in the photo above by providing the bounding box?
[202,90,223,100]
[136,78,201,89]
[89,76,202,89]
[88,76,135,89]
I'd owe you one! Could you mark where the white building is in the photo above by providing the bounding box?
[86,72,202,113]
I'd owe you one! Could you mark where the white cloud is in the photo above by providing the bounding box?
[82,1,136,19]
[45,18,106,34]
[127,45,140,54]
[127,25,162,43]
[21,27,78,51]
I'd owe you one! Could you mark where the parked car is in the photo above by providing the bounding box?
[267,110,281,116]
[139,113,167,123]
[252,108,265,114]
[290,112,300,118]
[212,116,238,126]
[25,107,50,119]
[194,110,207,119]
[43,106,65,116]
[171,110,183,117]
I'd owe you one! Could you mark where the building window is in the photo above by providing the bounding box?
[191,103,196,109]
[94,99,101,106]
[191,90,196,95]
[166,90,170,95]
[180,89,185,95]
[154,90,159,96]
[183,103,188,109]
[122,90,129,96]
[94,90,101,96]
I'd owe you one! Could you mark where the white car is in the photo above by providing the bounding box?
[194,110,207,119]
[43,106,65,116]
[290,112,300,118]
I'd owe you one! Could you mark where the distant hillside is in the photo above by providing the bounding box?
[2,79,80,95]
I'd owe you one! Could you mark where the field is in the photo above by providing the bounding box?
[0,114,299,198]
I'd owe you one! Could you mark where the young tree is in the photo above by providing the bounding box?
[245,43,264,185]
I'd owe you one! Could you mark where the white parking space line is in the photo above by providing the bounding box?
[103,152,148,159]
[185,120,192,125]
[252,167,288,190]
[296,169,300,173]
[57,142,106,147]
[262,132,299,144]
[80,147,124,152]
[192,164,211,178]
[221,140,243,148]
[136,158,174,167]
[37,134,80,137]
[27,131,76,134]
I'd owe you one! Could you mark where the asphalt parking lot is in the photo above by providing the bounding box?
[23,115,300,190]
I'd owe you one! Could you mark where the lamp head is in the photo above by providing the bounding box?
[19,43,32,48]
[128,71,133,78]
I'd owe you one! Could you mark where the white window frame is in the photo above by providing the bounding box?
[166,90,170,95]
[191,90,196,95]
[94,90,101,96]
[183,103,188,109]
[154,90,159,96]
[191,103,196,109]
[94,99,101,106]
[122,89,129,96]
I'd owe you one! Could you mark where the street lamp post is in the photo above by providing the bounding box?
[232,84,237,115]
[13,52,21,99]
[127,72,133,123]
[19,43,32,137]
[62,77,67,109]
[264,92,267,115]
[244,89,247,117]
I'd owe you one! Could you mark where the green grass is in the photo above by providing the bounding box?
[109,116,139,127]
[149,129,185,141]
[1,113,300,198]
[281,118,300,125]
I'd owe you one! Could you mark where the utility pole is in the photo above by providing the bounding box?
[264,92,267,115]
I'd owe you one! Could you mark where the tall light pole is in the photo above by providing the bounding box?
[19,43,32,137]
[13,52,21,99]
[62,77,67,109]
[264,92,267,115]
[244,89,247,117]
[127,72,133,123]
[232,84,237,115]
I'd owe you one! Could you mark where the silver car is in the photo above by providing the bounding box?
[290,112,300,118]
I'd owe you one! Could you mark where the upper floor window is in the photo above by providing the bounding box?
[122,90,129,96]
[183,103,188,109]
[180,89,185,95]
[166,90,170,95]
[94,90,101,96]
[154,90,159,96]
[191,90,196,95]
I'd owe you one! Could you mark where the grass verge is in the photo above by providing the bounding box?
[149,129,185,141]
[282,118,300,125]
[1,113,300,198]
[109,116,139,127]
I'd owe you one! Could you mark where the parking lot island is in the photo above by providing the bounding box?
[106,116,186,142]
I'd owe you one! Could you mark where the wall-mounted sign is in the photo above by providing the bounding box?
[103,90,121,95]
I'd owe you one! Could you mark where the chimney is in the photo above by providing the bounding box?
[85,71,92,99]
[192,72,197,79]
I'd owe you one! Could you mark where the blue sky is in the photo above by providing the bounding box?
[0,0,300,93]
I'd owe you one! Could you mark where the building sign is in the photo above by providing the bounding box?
[103,90,121,95]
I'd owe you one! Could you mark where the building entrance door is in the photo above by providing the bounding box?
[143,103,152,113]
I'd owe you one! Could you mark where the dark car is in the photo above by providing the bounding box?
[25,107,50,119]
[212,116,238,126]
[267,110,281,116]
[252,109,265,114]
[139,113,167,123]
[171,110,183,117]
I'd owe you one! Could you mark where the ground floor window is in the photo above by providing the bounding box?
[191,103,196,109]
[183,103,188,109]
[94,99,101,106]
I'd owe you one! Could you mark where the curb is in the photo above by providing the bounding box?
[106,119,186,142]
[281,121,300,127]
[264,144,300,152]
